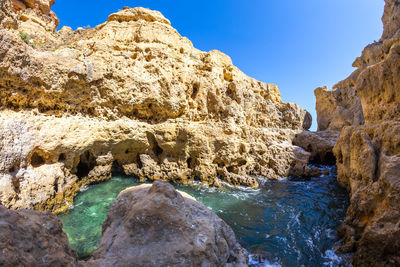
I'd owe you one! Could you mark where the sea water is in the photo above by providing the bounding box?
[59,167,349,266]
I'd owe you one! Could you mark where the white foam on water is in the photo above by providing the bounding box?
[248,255,281,267]
[65,200,74,210]
[323,249,343,266]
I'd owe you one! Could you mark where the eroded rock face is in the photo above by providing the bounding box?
[293,130,339,165]
[316,0,400,265]
[84,180,248,267]
[0,1,315,212]
[334,123,400,266]
[314,86,364,131]
[0,205,78,266]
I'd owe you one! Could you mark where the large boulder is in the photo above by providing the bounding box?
[84,180,248,266]
[0,205,78,266]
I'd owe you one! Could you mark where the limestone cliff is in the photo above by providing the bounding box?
[316,0,400,265]
[0,0,314,212]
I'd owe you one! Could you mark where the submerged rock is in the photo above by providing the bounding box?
[83,180,248,266]
[0,205,78,266]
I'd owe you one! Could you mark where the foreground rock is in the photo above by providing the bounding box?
[0,205,78,266]
[315,0,400,265]
[84,180,248,266]
[0,0,314,212]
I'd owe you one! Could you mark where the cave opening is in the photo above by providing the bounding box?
[30,151,45,167]
[58,153,66,162]
[310,152,336,166]
[111,160,124,176]
[76,151,96,179]
[324,152,336,165]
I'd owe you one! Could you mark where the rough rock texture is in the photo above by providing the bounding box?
[314,86,364,131]
[0,1,316,212]
[334,123,400,266]
[84,180,248,267]
[315,0,400,265]
[0,205,78,266]
[293,130,339,165]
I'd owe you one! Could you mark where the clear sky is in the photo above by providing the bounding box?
[53,0,384,130]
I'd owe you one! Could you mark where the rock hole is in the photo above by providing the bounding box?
[186,157,192,168]
[111,161,124,176]
[186,157,198,169]
[125,149,129,154]
[324,152,336,165]
[237,159,247,167]
[337,151,343,164]
[58,153,66,162]
[191,83,200,99]
[147,132,163,157]
[76,151,96,179]
[30,151,45,167]
[136,154,143,169]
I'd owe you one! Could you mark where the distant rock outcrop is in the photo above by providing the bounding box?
[83,180,248,267]
[0,0,315,212]
[315,0,400,265]
[0,205,78,266]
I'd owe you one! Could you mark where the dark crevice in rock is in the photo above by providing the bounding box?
[136,154,143,169]
[309,152,336,165]
[111,160,124,176]
[30,151,45,167]
[324,152,336,165]
[146,132,163,162]
[76,150,96,179]
[186,157,192,169]
[58,153,66,162]
[191,82,200,99]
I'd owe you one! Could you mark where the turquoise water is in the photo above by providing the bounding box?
[59,167,349,266]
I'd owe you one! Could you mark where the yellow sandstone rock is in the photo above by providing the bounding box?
[315,0,400,265]
[0,0,313,212]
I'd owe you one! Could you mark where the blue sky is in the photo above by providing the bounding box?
[53,0,384,130]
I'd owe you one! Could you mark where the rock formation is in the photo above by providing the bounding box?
[315,0,400,265]
[314,86,364,132]
[292,130,339,165]
[0,0,316,213]
[0,204,79,266]
[83,180,248,266]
